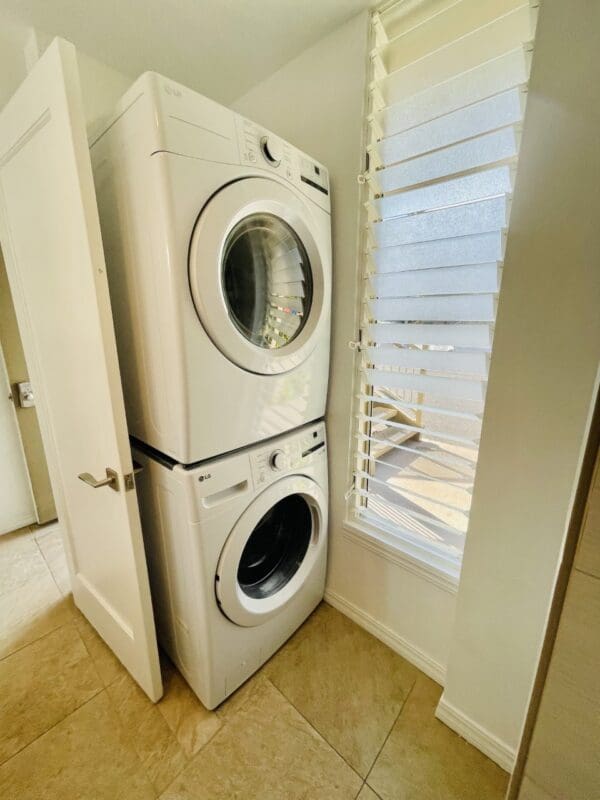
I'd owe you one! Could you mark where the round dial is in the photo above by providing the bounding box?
[270,450,287,471]
[260,135,283,166]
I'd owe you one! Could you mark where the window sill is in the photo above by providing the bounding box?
[342,515,461,595]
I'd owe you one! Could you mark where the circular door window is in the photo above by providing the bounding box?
[189,178,329,375]
[222,214,313,350]
[215,476,327,627]
[237,494,312,598]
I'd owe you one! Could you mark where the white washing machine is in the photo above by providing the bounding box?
[132,421,328,709]
[91,72,331,464]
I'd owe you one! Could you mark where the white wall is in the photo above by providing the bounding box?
[233,11,457,681]
[439,0,600,768]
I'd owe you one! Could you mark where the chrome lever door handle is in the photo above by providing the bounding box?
[78,467,119,492]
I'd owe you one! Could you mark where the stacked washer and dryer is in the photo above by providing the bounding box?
[91,73,331,708]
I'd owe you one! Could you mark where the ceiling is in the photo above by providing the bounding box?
[0,0,373,103]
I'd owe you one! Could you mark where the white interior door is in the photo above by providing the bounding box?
[0,38,162,701]
[0,344,35,535]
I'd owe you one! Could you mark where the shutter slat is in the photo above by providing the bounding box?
[357,394,482,422]
[375,166,512,219]
[356,470,473,512]
[356,433,477,474]
[371,263,500,298]
[358,416,479,447]
[361,452,476,490]
[370,294,496,323]
[365,346,489,376]
[376,88,524,167]
[355,490,466,536]
[352,1,536,561]
[372,231,504,274]
[377,128,518,193]
[379,46,530,137]
[381,4,532,105]
[373,196,507,248]
[381,0,527,70]
[366,368,486,404]
[368,322,492,349]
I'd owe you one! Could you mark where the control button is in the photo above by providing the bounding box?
[270,450,287,471]
[260,135,283,166]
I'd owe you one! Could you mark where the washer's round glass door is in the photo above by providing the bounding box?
[222,214,313,351]
[237,494,312,598]
[215,475,326,627]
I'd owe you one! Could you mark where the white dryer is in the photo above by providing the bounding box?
[132,421,328,709]
[91,72,331,464]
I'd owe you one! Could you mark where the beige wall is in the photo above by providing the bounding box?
[441,0,600,764]
[0,14,30,110]
[233,11,458,680]
[0,252,56,523]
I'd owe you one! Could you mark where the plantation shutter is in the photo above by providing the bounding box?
[350,0,538,574]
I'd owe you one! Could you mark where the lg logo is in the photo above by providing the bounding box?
[198,473,211,482]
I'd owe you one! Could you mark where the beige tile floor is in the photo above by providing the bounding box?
[0,524,509,800]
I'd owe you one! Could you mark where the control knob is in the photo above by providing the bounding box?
[260,135,282,166]
[270,449,287,471]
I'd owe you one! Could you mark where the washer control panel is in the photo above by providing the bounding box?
[250,423,326,488]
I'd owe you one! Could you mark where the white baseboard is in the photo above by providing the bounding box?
[435,693,516,772]
[324,588,446,685]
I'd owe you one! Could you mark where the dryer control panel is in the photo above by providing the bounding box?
[235,116,330,213]
[251,422,326,488]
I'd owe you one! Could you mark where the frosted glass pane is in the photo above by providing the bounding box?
[374,196,508,248]
[366,368,486,403]
[373,231,504,273]
[376,167,512,219]
[382,5,532,105]
[377,88,524,166]
[371,294,496,322]
[380,46,529,137]
[366,346,489,376]
[372,263,500,297]
[368,322,492,349]
[377,128,518,193]
[381,0,526,70]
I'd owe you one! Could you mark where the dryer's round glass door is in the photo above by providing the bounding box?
[237,493,312,598]
[222,214,313,350]
[189,177,328,375]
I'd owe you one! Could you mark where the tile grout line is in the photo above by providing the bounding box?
[363,676,418,789]
[265,677,367,786]
[0,527,155,792]
[0,533,74,664]
[0,617,79,665]
[0,686,104,769]
[34,528,66,598]
[31,528,110,693]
